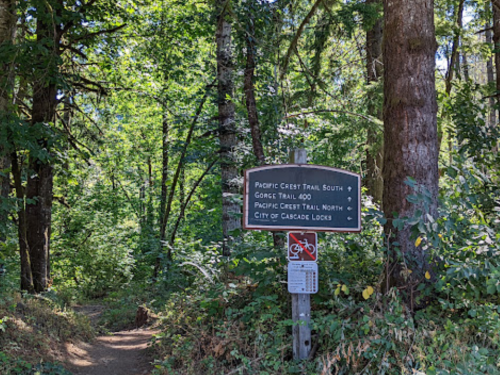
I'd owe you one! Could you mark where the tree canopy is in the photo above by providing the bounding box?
[1,0,500,373]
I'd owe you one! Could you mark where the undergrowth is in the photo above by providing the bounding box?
[0,284,93,375]
[148,164,500,374]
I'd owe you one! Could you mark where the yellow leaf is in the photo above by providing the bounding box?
[335,287,340,296]
[438,234,443,238]
[425,271,431,280]
[341,284,350,295]
[362,289,370,300]
[415,237,422,247]
[363,286,375,300]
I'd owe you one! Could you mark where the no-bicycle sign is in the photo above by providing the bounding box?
[288,232,317,261]
[243,164,361,232]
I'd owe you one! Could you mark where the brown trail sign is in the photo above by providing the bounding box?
[243,164,361,232]
[242,149,362,361]
[288,233,317,261]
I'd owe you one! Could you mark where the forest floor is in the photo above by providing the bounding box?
[64,305,158,375]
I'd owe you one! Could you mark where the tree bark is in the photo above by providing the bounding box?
[216,1,240,257]
[382,0,439,303]
[364,0,384,204]
[11,150,34,292]
[26,5,60,293]
[0,0,16,242]
[159,111,169,244]
[492,0,500,151]
[486,20,496,130]
[0,0,16,107]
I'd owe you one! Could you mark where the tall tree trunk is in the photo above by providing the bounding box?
[440,0,465,159]
[146,155,153,227]
[155,111,169,278]
[0,0,17,242]
[159,111,169,244]
[154,85,213,277]
[486,18,496,130]
[492,0,500,151]
[444,0,465,95]
[382,0,439,306]
[364,0,384,204]
[216,0,240,257]
[462,53,469,81]
[179,166,185,209]
[26,7,59,293]
[11,151,34,292]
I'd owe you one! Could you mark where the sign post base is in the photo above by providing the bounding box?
[292,293,311,360]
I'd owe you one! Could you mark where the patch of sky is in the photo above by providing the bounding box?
[436,4,475,73]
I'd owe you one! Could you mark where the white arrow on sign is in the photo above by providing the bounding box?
[348,186,352,192]
[347,197,352,202]
[347,216,353,221]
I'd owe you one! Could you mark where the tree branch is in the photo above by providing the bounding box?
[71,24,127,43]
[284,109,381,124]
[280,0,323,80]
[169,158,218,245]
[160,79,216,258]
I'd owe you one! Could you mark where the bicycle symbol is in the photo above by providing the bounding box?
[289,239,316,260]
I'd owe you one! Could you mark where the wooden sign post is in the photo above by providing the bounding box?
[242,149,361,361]
[289,149,311,360]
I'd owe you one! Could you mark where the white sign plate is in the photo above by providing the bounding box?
[288,262,318,294]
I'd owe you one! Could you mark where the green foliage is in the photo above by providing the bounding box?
[1,0,500,373]
[0,352,72,375]
[51,206,136,298]
[450,81,500,165]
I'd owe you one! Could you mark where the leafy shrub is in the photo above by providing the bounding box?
[0,352,72,375]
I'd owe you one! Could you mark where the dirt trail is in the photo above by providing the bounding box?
[65,305,158,375]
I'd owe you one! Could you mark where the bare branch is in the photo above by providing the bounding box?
[70,24,127,43]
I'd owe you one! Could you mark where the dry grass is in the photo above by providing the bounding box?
[0,291,94,366]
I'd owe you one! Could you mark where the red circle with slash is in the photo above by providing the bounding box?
[287,232,318,261]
